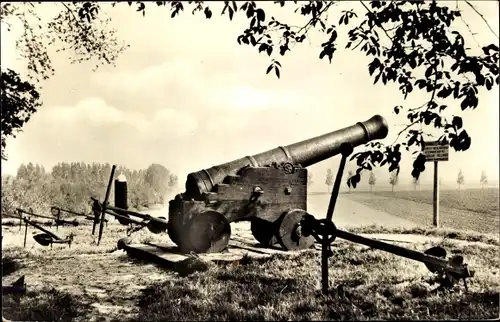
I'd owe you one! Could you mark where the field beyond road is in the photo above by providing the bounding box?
[341,188,499,235]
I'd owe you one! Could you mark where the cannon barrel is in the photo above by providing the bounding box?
[185,114,388,198]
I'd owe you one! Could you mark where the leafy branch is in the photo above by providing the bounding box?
[2,1,499,189]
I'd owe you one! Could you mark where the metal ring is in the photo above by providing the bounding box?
[282,162,295,175]
[317,219,337,243]
[51,207,61,216]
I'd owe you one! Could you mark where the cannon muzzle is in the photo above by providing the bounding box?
[185,114,388,198]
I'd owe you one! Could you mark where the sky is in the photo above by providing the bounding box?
[1,1,499,192]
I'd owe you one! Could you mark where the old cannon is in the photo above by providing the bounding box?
[166,115,389,253]
[96,114,474,293]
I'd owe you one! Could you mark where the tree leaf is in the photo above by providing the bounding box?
[266,45,273,56]
[452,116,463,130]
[204,7,212,19]
[256,8,265,21]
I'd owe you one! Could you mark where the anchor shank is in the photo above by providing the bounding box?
[335,229,472,277]
[97,165,116,245]
[17,209,56,221]
[106,209,147,225]
[326,147,351,222]
[23,218,63,241]
[95,201,169,225]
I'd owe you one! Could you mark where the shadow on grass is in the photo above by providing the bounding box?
[2,256,22,277]
[128,248,499,321]
[2,287,92,322]
[118,252,213,278]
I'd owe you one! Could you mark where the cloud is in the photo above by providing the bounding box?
[91,59,310,115]
[30,97,198,146]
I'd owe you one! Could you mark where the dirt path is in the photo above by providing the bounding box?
[3,252,172,322]
[307,194,418,229]
[344,193,500,234]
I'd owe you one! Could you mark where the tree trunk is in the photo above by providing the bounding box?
[370,185,372,193]
[392,185,394,192]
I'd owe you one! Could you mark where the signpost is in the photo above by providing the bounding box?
[422,141,449,227]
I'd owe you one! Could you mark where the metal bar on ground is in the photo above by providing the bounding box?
[16,209,57,221]
[105,205,169,224]
[334,229,472,277]
[23,218,64,241]
[106,209,146,225]
[91,199,169,225]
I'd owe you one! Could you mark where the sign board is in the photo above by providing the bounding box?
[423,141,449,162]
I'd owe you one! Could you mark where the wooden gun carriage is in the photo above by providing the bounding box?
[166,115,389,253]
[94,114,474,293]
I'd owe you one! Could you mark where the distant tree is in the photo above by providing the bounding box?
[457,169,465,190]
[389,170,399,192]
[325,169,334,193]
[1,161,178,215]
[347,170,354,193]
[480,170,488,189]
[307,172,313,188]
[368,171,376,193]
[144,163,172,202]
[168,174,178,189]
[1,175,17,215]
[413,177,420,190]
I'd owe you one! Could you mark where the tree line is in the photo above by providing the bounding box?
[1,162,178,217]
[323,168,489,192]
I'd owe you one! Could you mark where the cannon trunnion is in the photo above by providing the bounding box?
[167,115,389,254]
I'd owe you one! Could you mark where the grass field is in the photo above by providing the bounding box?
[2,217,499,321]
[374,188,499,216]
[344,188,499,235]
